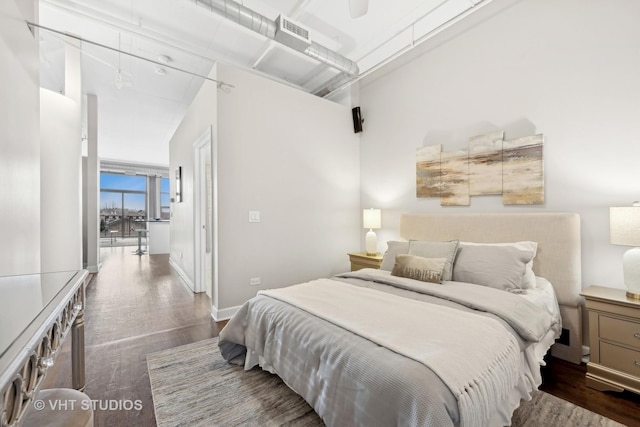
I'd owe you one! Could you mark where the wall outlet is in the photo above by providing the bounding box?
[250,277,261,286]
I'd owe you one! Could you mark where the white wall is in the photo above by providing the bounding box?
[216,64,361,311]
[358,0,640,291]
[169,63,361,316]
[40,38,83,273]
[40,89,82,272]
[0,0,41,275]
[169,68,218,292]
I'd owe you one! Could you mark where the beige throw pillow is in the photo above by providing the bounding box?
[391,254,447,284]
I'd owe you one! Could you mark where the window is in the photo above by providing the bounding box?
[160,177,170,220]
[100,173,147,243]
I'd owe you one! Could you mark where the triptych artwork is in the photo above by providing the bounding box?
[416,131,544,206]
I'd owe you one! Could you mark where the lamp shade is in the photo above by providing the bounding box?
[610,207,640,246]
[363,209,381,229]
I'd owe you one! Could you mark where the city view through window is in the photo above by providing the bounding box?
[100,173,169,246]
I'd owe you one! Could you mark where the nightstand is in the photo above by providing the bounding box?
[347,252,383,271]
[581,286,640,395]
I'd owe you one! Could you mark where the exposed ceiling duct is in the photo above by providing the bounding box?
[191,0,359,96]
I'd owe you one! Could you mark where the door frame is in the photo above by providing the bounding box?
[193,126,217,301]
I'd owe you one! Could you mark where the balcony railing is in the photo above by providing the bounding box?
[100,215,147,239]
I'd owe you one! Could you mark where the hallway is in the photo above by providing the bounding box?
[42,247,224,426]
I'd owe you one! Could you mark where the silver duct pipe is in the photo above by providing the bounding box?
[312,72,356,97]
[305,42,359,76]
[194,0,276,38]
[192,0,359,78]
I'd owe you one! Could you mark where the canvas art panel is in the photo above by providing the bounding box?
[469,131,504,196]
[416,144,442,198]
[440,149,470,206]
[502,134,544,205]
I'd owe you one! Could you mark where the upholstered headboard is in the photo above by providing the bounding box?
[399,212,583,363]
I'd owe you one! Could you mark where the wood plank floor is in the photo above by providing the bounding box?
[540,357,640,426]
[41,246,225,427]
[42,247,640,426]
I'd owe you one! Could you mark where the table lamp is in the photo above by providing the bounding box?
[363,208,381,256]
[610,204,640,299]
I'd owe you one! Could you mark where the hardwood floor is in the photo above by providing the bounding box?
[540,357,640,426]
[41,246,225,427]
[42,248,640,426]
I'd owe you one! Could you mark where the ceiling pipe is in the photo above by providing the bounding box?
[191,0,359,87]
[312,72,356,98]
[41,0,313,93]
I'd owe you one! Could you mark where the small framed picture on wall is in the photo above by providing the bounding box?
[175,166,182,203]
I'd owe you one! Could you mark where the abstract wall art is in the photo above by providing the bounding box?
[416,131,544,206]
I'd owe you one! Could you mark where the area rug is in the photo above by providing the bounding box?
[147,338,625,427]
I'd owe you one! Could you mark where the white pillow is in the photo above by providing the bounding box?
[459,241,538,289]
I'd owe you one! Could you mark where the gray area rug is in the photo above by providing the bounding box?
[147,338,625,427]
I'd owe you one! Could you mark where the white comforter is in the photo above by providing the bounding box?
[260,279,521,427]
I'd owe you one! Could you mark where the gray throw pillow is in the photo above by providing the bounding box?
[380,241,409,271]
[452,245,535,290]
[407,240,459,281]
[460,241,538,289]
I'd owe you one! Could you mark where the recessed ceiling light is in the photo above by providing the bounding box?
[155,67,167,75]
[157,54,172,64]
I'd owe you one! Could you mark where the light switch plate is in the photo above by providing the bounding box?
[249,211,261,222]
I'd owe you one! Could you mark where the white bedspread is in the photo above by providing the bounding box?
[260,279,522,427]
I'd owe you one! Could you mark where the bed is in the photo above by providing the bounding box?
[219,212,582,427]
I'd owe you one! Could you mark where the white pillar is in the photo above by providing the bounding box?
[83,94,100,272]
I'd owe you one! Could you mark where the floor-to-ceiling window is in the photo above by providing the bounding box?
[100,173,147,246]
[160,177,170,220]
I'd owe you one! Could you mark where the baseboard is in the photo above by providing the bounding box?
[84,263,100,273]
[169,257,195,292]
[211,305,241,322]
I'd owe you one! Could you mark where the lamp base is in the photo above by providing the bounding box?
[626,291,640,300]
[365,229,377,257]
[623,247,640,301]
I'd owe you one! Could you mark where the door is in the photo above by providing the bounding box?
[193,127,216,299]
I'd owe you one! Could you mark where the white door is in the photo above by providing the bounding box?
[193,127,215,298]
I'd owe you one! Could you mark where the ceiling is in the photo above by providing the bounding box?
[38,0,489,165]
